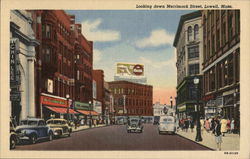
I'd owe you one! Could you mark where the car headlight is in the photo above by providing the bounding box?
[21,130,26,135]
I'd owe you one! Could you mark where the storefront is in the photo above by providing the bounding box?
[40,93,78,121]
[74,101,99,125]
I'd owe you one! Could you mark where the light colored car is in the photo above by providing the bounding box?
[158,116,176,135]
[46,118,72,138]
[127,117,143,133]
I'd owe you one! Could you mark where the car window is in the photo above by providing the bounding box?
[61,121,66,124]
[38,120,45,126]
[47,120,53,124]
[20,120,38,125]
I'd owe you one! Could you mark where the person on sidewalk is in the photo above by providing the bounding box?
[226,118,231,133]
[210,117,215,133]
[230,118,235,134]
[220,117,227,136]
[200,118,204,134]
[205,118,210,133]
[184,118,189,132]
[213,117,222,151]
[189,118,194,133]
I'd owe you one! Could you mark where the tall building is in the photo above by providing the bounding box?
[108,81,153,117]
[10,10,39,123]
[30,10,93,120]
[92,70,104,116]
[173,11,203,120]
[201,10,240,131]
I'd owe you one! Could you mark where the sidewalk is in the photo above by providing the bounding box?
[72,124,108,132]
[176,127,240,151]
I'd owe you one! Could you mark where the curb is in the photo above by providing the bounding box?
[72,124,113,133]
[176,133,215,151]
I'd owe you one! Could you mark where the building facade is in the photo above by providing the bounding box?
[92,70,104,116]
[201,10,240,131]
[30,10,93,120]
[173,11,203,120]
[10,10,39,123]
[108,81,153,117]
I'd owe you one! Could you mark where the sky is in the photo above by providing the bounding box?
[66,10,194,105]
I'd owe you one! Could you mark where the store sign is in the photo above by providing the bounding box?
[116,63,144,76]
[10,91,21,101]
[74,101,89,110]
[40,95,67,107]
[10,38,20,86]
[93,100,102,114]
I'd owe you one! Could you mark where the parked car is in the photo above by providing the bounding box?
[158,115,176,135]
[46,118,72,138]
[127,117,143,133]
[16,118,53,144]
[10,119,19,149]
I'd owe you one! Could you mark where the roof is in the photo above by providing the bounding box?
[173,11,201,47]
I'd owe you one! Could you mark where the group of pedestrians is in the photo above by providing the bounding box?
[179,118,195,132]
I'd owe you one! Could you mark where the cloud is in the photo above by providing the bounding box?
[135,29,174,48]
[93,49,102,65]
[138,56,175,69]
[81,18,121,42]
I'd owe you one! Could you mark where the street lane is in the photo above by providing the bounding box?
[15,124,211,150]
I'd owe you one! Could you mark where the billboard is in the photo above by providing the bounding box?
[116,63,144,76]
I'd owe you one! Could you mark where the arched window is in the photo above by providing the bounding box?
[194,24,199,40]
[188,26,192,41]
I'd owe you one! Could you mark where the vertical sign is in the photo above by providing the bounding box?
[10,38,20,86]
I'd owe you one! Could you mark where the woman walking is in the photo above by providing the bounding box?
[220,117,228,136]
[213,118,222,151]
[205,118,210,133]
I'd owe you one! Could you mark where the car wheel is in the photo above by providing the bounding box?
[48,132,53,141]
[158,131,161,135]
[29,134,37,144]
[10,136,16,149]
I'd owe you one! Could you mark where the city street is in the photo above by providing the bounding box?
[14,124,211,151]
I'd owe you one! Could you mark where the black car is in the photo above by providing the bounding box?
[127,117,143,133]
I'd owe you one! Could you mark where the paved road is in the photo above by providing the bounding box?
[14,124,211,150]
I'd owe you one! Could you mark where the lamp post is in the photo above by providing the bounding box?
[194,77,202,142]
[66,94,70,122]
[170,96,173,109]
[89,100,92,128]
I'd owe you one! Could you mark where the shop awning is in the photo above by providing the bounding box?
[45,106,78,114]
[76,110,99,116]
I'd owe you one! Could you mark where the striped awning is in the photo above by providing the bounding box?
[76,110,99,116]
[45,106,78,114]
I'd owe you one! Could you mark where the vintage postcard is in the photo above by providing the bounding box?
[1,0,250,159]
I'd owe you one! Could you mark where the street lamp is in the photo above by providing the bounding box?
[66,94,70,122]
[89,100,92,128]
[170,96,173,109]
[194,77,202,142]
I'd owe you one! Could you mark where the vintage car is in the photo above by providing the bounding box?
[16,118,53,144]
[127,117,143,133]
[158,115,176,135]
[46,118,72,138]
[10,119,19,149]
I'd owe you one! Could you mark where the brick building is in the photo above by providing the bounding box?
[108,81,153,117]
[201,10,240,130]
[30,10,93,120]
[92,70,104,116]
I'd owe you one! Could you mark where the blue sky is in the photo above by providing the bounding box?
[66,10,194,104]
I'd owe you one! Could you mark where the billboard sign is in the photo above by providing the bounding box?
[116,63,144,76]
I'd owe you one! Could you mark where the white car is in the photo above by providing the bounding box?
[158,116,176,135]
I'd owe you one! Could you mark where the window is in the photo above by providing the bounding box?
[209,68,215,91]
[194,24,199,40]
[46,24,51,38]
[222,22,226,46]
[188,46,199,59]
[216,29,220,50]
[212,34,215,55]
[189,64,199,75]
[44,48,51,63]
[228,54,234,85]
[77,70,80,80]
[235,49,240,82]
[228,14,233,41]
[188,26,192,41]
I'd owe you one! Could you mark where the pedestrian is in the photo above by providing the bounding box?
[230,118,235,134]
[184,118,189,132]
[213,117,222,151]
[205,118,210,133]
[189,118,194,133]
[200,118,204,134]
[227,118,231,133]
[220,117,227,136]
[210,117,215,134]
